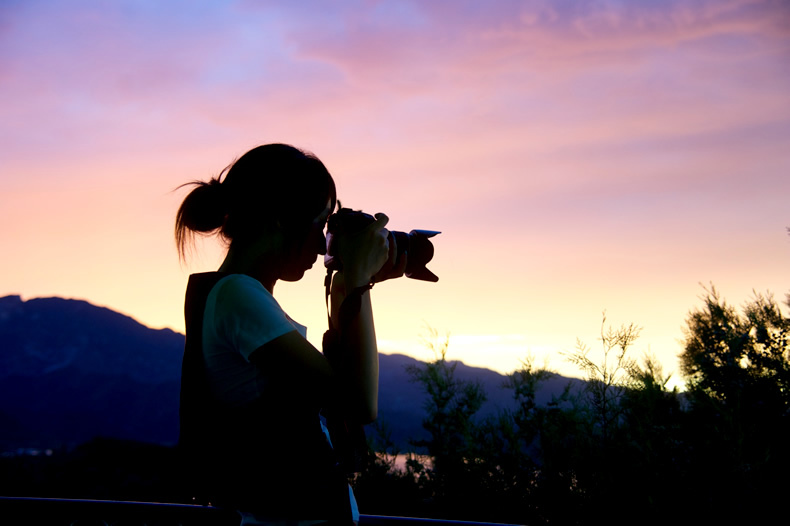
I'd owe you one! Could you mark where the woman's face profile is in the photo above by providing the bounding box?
[278,200,333,282]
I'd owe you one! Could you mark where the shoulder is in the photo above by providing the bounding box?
[212,274,283,316]
[208,273,293,337]
[206,274,298,361]
[214,273,266,295]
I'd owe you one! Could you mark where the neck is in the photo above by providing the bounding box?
[219,241,279,294]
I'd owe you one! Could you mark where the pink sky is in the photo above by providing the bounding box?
[1,0,788,386]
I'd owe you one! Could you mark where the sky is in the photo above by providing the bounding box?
[1,0,788,388]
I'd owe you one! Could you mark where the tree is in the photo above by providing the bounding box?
[504,358,589,524]
[406,329,486,465]
[617,353,687,521]
[679,286,790,521]
[559,315,699,522]
[404,329,489,520]
[681,285,790,411]
[564,313,641,447]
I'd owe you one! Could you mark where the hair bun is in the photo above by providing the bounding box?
[179,178,227,233]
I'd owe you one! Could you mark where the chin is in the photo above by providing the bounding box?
[281,269,308,282]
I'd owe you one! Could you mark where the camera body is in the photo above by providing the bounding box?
[325,208,439,282]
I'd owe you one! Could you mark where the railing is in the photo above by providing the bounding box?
[0,497,522,525]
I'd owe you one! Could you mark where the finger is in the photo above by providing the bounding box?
[372,212,389,230]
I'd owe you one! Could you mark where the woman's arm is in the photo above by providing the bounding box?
[249,214,391,423]
[326,213,391,423]
[327,271,378,422]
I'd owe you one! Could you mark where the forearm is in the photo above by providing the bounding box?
[330,271,379,423]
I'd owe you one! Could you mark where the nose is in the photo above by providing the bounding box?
[317,231,327,256]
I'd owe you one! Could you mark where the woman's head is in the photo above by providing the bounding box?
[175,144,337,261]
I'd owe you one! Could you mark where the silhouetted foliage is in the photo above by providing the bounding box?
[681,286,790,407]
[402,330,491,521]
[502,359,587,524]
[564,314,641,448]
[678,286,790,521]
[354,291,790,523]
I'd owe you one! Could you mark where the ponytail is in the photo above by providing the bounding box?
[175,176,227,262]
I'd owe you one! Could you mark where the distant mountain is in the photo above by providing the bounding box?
[0,295,184,450]
[0,295,578,452]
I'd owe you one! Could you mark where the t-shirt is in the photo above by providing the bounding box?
[201,273,307,406]
[197,273,359,521]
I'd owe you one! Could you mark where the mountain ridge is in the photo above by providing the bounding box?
[0,294,577,451]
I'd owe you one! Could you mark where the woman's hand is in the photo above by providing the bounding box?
[337,213,391,290]
[372,230,408,284]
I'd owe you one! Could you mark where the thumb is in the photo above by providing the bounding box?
[372,212,389,230]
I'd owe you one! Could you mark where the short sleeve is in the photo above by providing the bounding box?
[209,274,298,361]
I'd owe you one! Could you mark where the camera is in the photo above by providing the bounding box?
[325,208,440,282]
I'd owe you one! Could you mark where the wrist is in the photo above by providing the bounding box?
[341,270,373,291]
[330,271,373,330]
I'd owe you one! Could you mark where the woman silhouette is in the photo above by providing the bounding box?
[175,144,398,524]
